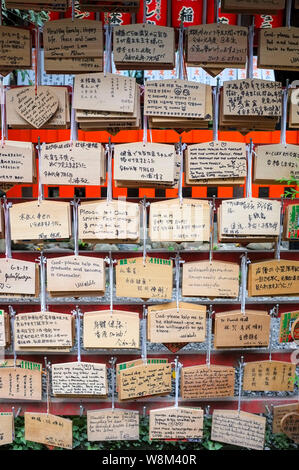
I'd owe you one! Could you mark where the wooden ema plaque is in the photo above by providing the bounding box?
[214,310,271,348]
[258,27,299,71]
[0,258,38,297]
[273,403,299,433]
[78,200,140,243]
[0,366,42,400]
[116,358,169,392]
[181,364,235,399]
[187,24,248,74]
[7,86,70,130]
[13,86,59,129]
[144,79,206,119]
[185,141,246,185]
[46,255,105,297]
[281,413,299,443]
[10,200,71,242]
[6,1,69,11]
[24,412,72,450]
[147,302,206,344]
[51,361,108,397]
[254,143,299,183]
[40,141,105,186]
[222,79,282,118]
[280,310,299,343]
[149,407,204,440]
[79,1,140,13]
[218,198,280,242]
[0,310,10,348]
[248,259,299,297]
[283,204,299,240]
[43,19,103,73]
[221,0,285,14]
[14,312,74,352]
[149,199,210,243]
[0,413,14,446]
[211,410,266,450]
[243,360,296,392]
[116,257,173,300]
[291,317,299,343]
[182,260,240,298]
[83,310,140,349]
[87,409,139,441]
[0,26,31,72]
[0,141,35,184]
[113,24,175,70]
[113,142,177,187]
[118,363,172,400]
[73,73,136,113]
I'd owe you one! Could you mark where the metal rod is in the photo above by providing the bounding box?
[141,196,150,265]
[240,254,248,314]
[3,197,12,259]
[237,356,244,414]
[38,253,47,313]
[174,356,182,408]
[106,137,113,203]
[141,305,147,364]
[177,137,186,205]
[71,198,80,257]
[109,356,117,410]
[275,197,284,260]
[247,18,255,80]
[202,0,207,24]
[214,0,219,24]
[212,79,220,142]
[209,196,216,264]
[174,253,183,312]
[37,137,44,204]
[285,0,292,28]
[206,305,213,367]
[8,306,16,368]
[280,80,289,146]
[246,139,253,199]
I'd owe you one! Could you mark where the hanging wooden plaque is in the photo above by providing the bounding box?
[186,141,247,184]
[147,302,206,344]
[25,412,72,450]
[243,360,296,392]
[289,88,299,128]
[46,255,105,297]
[0,26,31,71]
[51,361,108,397]
[283,204,299,240]
[273,403,299,433]
[0,366,42,400]
[221,0,285,14]
[14,86,59,129]
[149,199,210,243]
[10,200,71,242]
[214,310,271,348]
[149,407,204,440]
[78,200,140,243]
[116,358,169,392]
[181,364,235,399]
[182,260,240,298]
[87,409,139,441]
[83,310,140,349]
[0,413,14,446]
[254,143,299,183]
[0,141,35,184]
[14,312,73,351]
[113,24,175,69]
[258,27,299,71]
[116,257,173,300]
[248,259,299,297]
[211,410,266,450]
[0,310,10,348]
[281,412,299,443]
[280,310,299,343]
[0,258,38,297]
[40,141,105,186]
[219,198,280,241]
[118,363,172,400]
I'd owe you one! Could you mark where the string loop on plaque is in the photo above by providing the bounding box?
[109,356,117,410]
[105,253,116,314]
[206,305,214,368]
[37,137,44,205]
[176,137,187,205]
[8,305,17,368]
[3,197,12,259]
[275,196,284,260]
[105,138,114,203]
[240,254,250,314]
[212,79,220,143]
[72,306,82,363]
[71,198,80,257]
[246,139,253,199]
[141,305,147,365]
[174,357,182,408]
[36,254,47,313]
[141,196,150,266]
[104,22,113,77]
[209,196,216,264]
[280,81,290,147]
[247,18,255,80]
[237,356,244,415]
